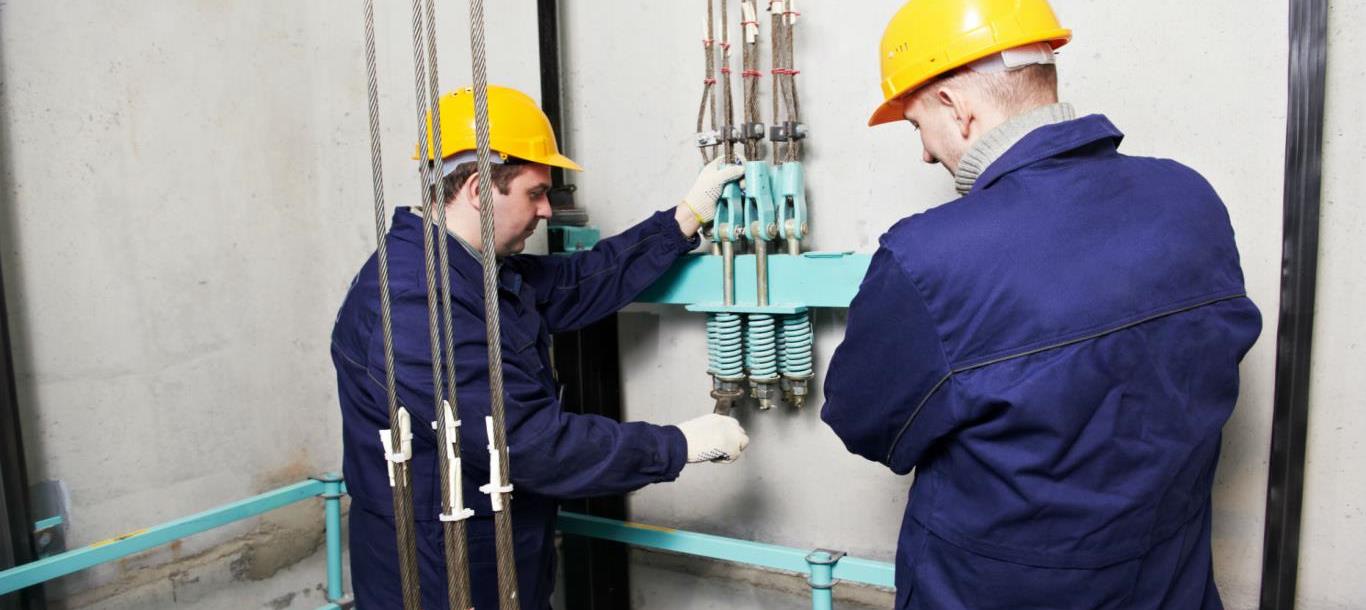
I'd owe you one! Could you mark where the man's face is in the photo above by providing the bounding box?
[901,88,969,177]
[490,164,553,257]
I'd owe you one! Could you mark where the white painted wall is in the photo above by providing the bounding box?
[0,0,1360,608]
[559,1,1357,609]
[0,1,540,606]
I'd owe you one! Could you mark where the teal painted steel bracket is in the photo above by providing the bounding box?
[774,161,808,241]
[557,512,894,597]
[637,252,872,309]
[31,516,62,534]
[686,304,808,315]
[313,473,349,606]
[743,161,778,241]
[714,181,746,242]
[548,225,600,253]
[806,549,848,610]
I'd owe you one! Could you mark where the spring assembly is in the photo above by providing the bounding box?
[706,313,721,376]
[746,313,779,409]
[780,312,814,407]
[709,313,746,380]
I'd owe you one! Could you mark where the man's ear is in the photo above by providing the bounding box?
[936,85,973,139]
[460,171,483,210]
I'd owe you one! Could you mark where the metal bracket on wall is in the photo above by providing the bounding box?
[636,252,872,309]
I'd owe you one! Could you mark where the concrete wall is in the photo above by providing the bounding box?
[561,1,1361,609]
[0,0,1361,608]
[0,1,540,607]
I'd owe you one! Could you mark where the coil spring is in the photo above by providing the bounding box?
[776,313,787,373]
[746,313,778,381]
[780,312,813,379]
[707,312,745,379]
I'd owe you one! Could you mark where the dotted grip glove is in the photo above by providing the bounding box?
[682,156,747,224]
[675,413,750,463]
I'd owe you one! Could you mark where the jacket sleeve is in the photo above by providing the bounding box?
[442,294,689,500]
[514,209,698,333]
[820,245,957,475]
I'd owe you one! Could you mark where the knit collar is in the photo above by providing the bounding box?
[954,103,1077,196]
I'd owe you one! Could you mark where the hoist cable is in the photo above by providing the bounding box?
[413,0,476,605]
[769,1,801,162]
[741,0,762,160]
[769,2,783,162]
[466,0,522,607]
[720,0,736,163]
[697,0,718,163]
[362,1,423,607]
[781,2,797,159]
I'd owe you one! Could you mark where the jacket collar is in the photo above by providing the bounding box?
[389,207,523,294]
[972,114,1125,194]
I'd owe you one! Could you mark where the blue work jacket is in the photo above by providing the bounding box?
[332,208,693,609]
[822,115,1261,609]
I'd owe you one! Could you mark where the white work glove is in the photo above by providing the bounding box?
[675,413,750,463]
[681,155,747,224]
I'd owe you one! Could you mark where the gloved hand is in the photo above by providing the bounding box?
[675,413,750,463]
[681,155,746,224]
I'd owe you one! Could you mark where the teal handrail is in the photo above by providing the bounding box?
[1,476,893,609]
[0,475,350,610]
[557,512,894,610]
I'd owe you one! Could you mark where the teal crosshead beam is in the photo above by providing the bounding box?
[636,252,872,309]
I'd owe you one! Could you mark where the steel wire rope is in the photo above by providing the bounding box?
[411,0,476,605]
[362,1,423,607]
[697,0,720,163]
[466,0,522,607]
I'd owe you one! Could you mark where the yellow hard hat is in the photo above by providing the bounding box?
[413,85,582,171]
[868,0,1071,127]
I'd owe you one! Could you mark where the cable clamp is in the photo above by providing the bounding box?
[379,407,413,488]
[478,416,515,512]
[719,125,741,143]
[432,402,475,522]
[696,130,723,148]
[742,122,767,141]
[769,121,806,142]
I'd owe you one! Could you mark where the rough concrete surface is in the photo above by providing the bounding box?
[0,0,1363,608]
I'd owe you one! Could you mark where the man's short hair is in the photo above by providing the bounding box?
[922,64,1058,113]
[429,158,529,204]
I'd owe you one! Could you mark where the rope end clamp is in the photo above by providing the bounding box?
[379,407,414,488]
[479,415,514,512]
[433,401,475,522]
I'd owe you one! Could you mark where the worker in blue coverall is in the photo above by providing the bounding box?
[331,86,750,609]
[822,2,1262,609]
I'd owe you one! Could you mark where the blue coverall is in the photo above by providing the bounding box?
[822,115,1262,609]
[332,208,695,609]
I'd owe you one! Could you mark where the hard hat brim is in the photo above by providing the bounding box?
[540,152,584,172]
[868,98,907,127]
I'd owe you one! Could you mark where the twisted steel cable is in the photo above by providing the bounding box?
[410,0,476,605]
[363,1,422,607]
[466,0,521,607]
